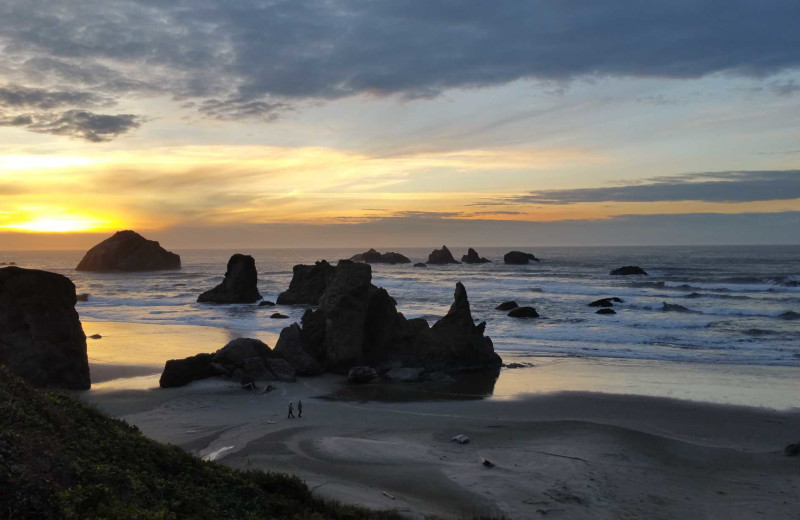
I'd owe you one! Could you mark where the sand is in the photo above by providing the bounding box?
[82,371,800,519]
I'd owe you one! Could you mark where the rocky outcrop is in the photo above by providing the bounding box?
[0,267,90,389]
[495,301,518,311]
[508,306,539,318]
[350,249,411,264]
[347,366,377,384]
[273,323,323,376]
[258,300,275,307]
[427,245,460,264]
[461,248,490,264]
[270,312,288,319]
[276,260,335,305]
[76,230,180,272]
[503,251,539,264]
[596,308,616,315]
[589,297,623,308]
[661,302,697,313]
[159,337,295,388]
[197,254,262,303]
[278,261,500,375]
[610,266,648,276]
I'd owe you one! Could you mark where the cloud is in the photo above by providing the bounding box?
[483,170,800,205]
[0,109,141,142]
[0,0,799,138]
[0,84,112,109]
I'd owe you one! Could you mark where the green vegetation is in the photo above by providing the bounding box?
[0,367,401,520]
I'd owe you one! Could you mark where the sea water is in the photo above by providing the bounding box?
[2,245,798,367]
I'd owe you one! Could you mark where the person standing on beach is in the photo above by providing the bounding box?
[288,401,294,419]
[298,400,303,418]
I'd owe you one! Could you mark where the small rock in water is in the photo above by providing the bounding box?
[258,300,276,307]
[785,443,800,456]
[451,434,470,444]
[270,312,288,319]
[610,265,648,276]
[508,306,539,318]
[495,300,519,311]
[588,298,614,307]
[413,262,427,268]
[76,293,90,302]
[596,308,616,315]
[503,362,533,368]
[661,302,697,313]
[88,334,102,339]
[482,458,495,468]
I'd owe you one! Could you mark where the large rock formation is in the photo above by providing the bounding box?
[461,248,490,264]
[280,261,500,375]
[0,267,90,389]
[160,337,295,388]
[76,230,180,272]
[350,249,411,264]
[427,245,460,264]
[503,251,540,264]
[610,266,648,276]
[276,260,335,305]
[197,254,262,303]
[273,323,323,376]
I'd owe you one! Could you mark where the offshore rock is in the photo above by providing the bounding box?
[350,249,411,264]
[76,230,180,272]
[276,260,335,305]
[503,251,540,264]
[495,301,519,311]
[427,245,460,264]
[508,306,539,318]
[0,267,90,389]
[198,254,262,303]
[461,248,490,264]
[610,266,648,276]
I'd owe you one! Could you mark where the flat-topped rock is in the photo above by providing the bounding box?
[0,267,90,389]
[198,254,262,303]
[350,248,411,264]
[76,230,180,272]
[610,266,648,276]
[427,245,460,264]
[276,260,335,305]
[495,301,519,311]
[504,251,539,264]
[461,248,490,264]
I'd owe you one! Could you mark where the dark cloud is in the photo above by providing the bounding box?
[482,170,800,205]
[0,84,112,109]
[0,109,141,142]
[0,0,798,134]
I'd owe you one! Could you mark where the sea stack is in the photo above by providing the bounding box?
[0,267,90,389]
[276,260,335,305]
[503,251,540,264]
[427,245,460,264]
[76,230,180,272]
[197,254,262,303]
[461,248,490,264]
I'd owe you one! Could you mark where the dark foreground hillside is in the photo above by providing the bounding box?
[0,367,400,520]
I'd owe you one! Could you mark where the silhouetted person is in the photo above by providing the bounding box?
[298,400,303,418]
[288,401,294,419]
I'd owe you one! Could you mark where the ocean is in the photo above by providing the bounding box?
[3,245,798,368]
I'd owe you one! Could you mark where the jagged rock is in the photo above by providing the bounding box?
[76,230,180,272]
[596,308,616,315]
[589,297,622,307]
[274,323,323,376]
[503,251,539,264]
[661,302,697,313]
[159,353,218,388]
[414,263,427,268]
[451,434,470,444]
[427,245,460,264]
[76,293,90,302]
[384,367,424,382]
[276,260,335,305]
[508,306,539,318]
[270,313,288,319]
[495,301,518,311]
[347,366,377,384]
[258,300,275,307]
[198,254,262,304]
[0,267,90,389]
[159,337,295,388]
[350,248,411,264]
[610,266,648,276]
[461,248,490,264]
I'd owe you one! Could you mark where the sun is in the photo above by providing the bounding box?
[2,216,113,233]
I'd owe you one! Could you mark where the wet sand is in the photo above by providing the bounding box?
[79,321,800,518]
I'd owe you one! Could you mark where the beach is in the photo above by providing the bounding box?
[80,320,800,519]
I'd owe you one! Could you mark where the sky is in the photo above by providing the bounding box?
[1,0,799,249]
